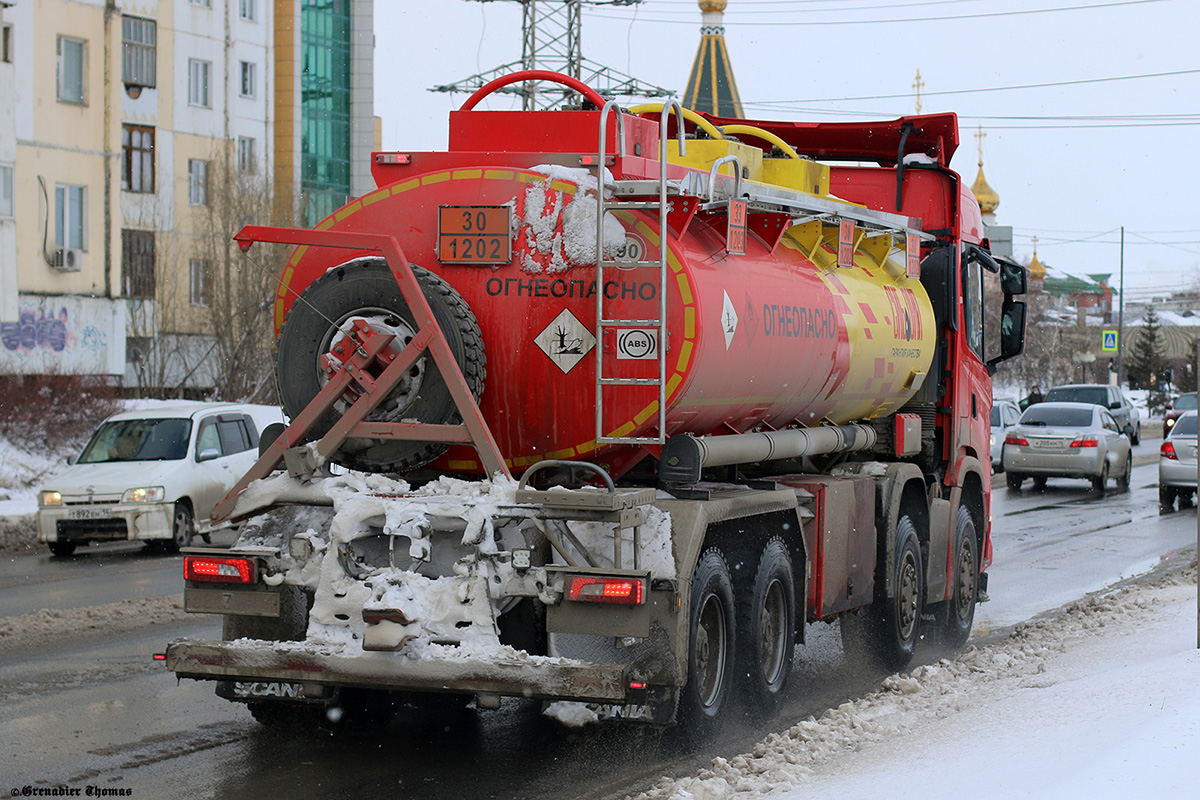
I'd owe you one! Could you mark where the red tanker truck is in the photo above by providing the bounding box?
[165,71,1026,735]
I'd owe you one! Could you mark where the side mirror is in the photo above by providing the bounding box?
[1109,401,1121,410]
[197,448,221,462]
[999,258,1027,295]
[988,298,1026,373]
[66,455,76,465]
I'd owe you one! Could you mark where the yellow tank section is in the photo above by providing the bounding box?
[667,137,763,182]
[783,220,935,424]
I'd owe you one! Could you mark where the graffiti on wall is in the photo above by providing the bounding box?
[0,298,119,376]
[1,306,109,355]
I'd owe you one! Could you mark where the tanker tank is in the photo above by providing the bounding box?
[273,110,935,477]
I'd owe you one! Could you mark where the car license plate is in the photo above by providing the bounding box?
[1030,438,1060,448]
[67,507,115,520]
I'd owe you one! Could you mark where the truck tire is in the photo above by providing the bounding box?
[840,515,924,673]
[935,505,978,650]
[734,538,795,717]
[678,549,736,738]
[276,260,485,473]
[222,584,311,642]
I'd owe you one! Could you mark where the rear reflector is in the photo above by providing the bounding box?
[184,555,256,584]
[375,152,411,165]
[566,576,644,605]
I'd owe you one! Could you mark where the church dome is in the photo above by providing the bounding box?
[972,164,1000,215]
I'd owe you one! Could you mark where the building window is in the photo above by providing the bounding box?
[121,16,156,89]
[188,159,209,206]
[188,58,211,108]
[57,36,86,104]
[2,23,13,64]
[121,125,155,193]
[189,0,213,8]
[0,164,12,219]
[122,230,156,299]
[239,0,256,22]
[237,136,256,174]
[189,259,210,307]
[300,0,351,226]
[239,61,256,98]
[55,184,86,250]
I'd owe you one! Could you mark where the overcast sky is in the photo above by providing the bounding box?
[374,0,1199,303]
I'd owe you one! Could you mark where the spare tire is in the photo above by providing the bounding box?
[276,259,485,473]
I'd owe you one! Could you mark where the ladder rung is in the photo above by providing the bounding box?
[599,377,662,386]
[604,201,661,211]
[599,318,661,327]
[598,436,666,445]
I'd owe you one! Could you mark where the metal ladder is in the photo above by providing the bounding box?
[592,98,686,446]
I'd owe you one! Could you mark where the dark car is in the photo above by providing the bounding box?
[1042,384,1140,444]
[1164,392,1197,436]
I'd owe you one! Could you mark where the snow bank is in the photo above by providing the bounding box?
[0,594,191,652]
[634,557,1199,800]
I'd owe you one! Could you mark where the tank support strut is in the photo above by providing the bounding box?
[210,225,510,523]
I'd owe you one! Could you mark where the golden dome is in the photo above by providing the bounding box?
[699,0,728,11]
[1027,250,1046,281]
[972,164,999,215]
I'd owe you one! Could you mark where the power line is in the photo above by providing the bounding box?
[743,68,1200,105]
[587,0,1171,25]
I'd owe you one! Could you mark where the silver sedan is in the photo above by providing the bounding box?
[1002,401,1132,494]
[1159,410,1197,514]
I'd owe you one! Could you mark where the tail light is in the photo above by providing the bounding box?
[566,575,645,605]
[185,555,256,584]
[1070,438,1100,448]
[1005,435,1028,446]
[1161,442,1178,460]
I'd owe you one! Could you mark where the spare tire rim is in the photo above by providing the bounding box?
[320,309,425,422]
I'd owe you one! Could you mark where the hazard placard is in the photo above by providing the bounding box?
[837,219,855,268]
[726,198,747,255]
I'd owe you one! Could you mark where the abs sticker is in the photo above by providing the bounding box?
[535,309,596,374]
[616,328,658,360]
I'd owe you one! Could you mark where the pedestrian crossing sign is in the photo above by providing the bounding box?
[1102,330,1118,352]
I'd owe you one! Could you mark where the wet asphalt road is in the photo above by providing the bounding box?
[1,460,1194,799]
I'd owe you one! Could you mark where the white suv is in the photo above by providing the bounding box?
[37,403,284,556]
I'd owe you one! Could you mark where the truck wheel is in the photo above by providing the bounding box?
[48,541,76,557]
[678,549,736,737]
[222,584,312,642]
[276,260,485,473]
[1006,473,1023,491]
[734,538,795,717]
[936,505,978,650]
[841,515,924,673]
[169,502,194,552]
[1091,461,1109,495]
[1159,486,1176,514]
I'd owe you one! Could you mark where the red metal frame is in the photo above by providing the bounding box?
[211,225,510,522]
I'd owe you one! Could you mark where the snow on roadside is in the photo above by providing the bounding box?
[0,594,191,652]
[633,557,1199,800]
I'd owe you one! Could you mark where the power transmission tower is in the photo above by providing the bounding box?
[431,0,672,110]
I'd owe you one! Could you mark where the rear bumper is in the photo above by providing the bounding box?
[1002,449,1104,478]
[1159,460,1198,489]
[166,639,632,703]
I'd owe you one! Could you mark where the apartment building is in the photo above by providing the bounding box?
[0,0,374,394]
